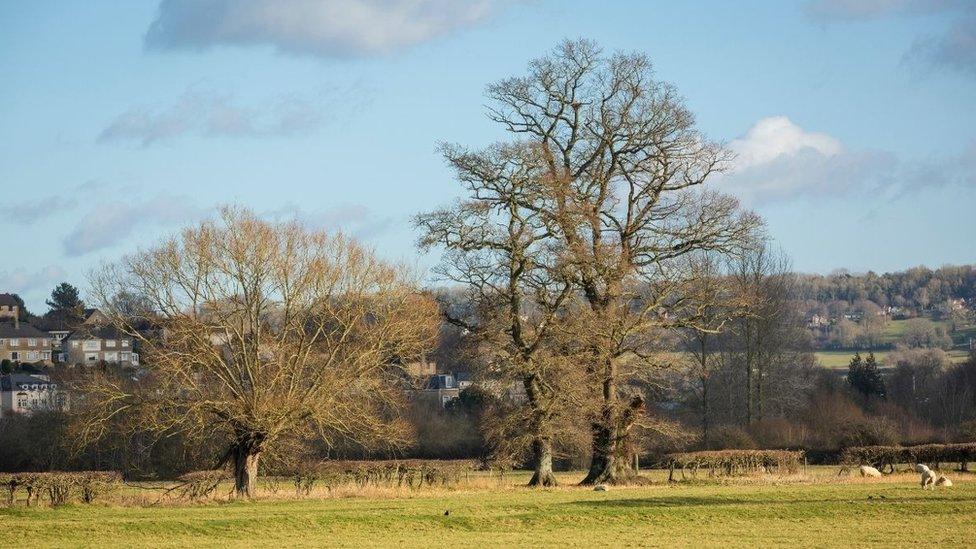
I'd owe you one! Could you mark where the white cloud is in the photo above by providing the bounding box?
[99,86,367,146]
[720,116,973,203]
[730,116,843,171]
[144,0,514,59]
[63,195,206,256]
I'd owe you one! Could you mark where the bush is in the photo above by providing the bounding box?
[705,426,757,450]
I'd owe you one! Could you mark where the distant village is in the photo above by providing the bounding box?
[0,291,481,417]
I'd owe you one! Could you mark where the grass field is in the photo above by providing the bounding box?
[2,470,975,547]
[814,349,971,370]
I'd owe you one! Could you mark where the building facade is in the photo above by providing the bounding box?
[0,374,67,416]
[63,324,139,367]
[0,321,54,364]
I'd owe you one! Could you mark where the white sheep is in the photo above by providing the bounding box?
[936,476,953,487]
[915,463,930,474]
[859,465,882,478]
[921,468,938,490]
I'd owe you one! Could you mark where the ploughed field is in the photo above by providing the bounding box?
[2,469,974,548]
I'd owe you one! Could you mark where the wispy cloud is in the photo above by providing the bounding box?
[99,85,369,146]
[720,116,974,203]
[144,0,515,59]
[0,265,68,298]
[9,196,78,224]
[804,0,976,76]
[263,203,393,240]
[63,194,207,256]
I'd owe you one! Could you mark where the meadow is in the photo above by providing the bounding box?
[2,468,974,548]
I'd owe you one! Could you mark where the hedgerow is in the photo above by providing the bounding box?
[840,442,976,472]
[0,471,122,506]
[285,459,480,494]
[665,450,804,481]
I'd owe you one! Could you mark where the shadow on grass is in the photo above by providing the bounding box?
[564,494,976,509]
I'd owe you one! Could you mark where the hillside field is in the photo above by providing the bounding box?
[1,470,974,548]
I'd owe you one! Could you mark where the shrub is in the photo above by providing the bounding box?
[705,426,757,450]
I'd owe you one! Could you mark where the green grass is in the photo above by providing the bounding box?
[814,349,970,370]
[2,472,975,547]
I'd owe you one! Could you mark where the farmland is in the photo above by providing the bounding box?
[1,470,974,548]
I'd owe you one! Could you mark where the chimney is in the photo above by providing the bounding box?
[13,306,19,330]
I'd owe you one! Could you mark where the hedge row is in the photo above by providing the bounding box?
[0,471,122,506]
[285,459,480,494]
[665,450,804,480]
[841,443,976,472]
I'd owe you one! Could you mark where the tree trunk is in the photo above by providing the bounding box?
[581,387,643,485]
[528,436,557,487]
[524,374,557,487]
[232,442,261,498]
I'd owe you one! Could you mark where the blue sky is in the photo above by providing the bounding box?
[1,0,974,311]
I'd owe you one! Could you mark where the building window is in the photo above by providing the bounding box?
[9,339,18,347]
[82,340,99,351]
[106,340,116,348]
[121,352,130,361]
[11,351,18,360]
[27,351,38,361]
[85,352,98,362]
[42,351,51,360]
[122,340,129,347]
[104,351,118,363]
[71,341,79,348]
[27,339,36,347]
[17,393,28,408]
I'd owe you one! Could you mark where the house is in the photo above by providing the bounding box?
[0,373,66,415]
[0,320,54,364]
[0,294,20,321]
[422,373,461,407]
[63,323,139,367]
[454,371,473,390]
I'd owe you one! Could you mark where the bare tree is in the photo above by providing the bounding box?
[484,39,760,484]
[416,143,579,486]
[77,207,438,497]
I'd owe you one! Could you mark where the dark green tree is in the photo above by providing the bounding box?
[847,351,886,398]
[44,282,86,329]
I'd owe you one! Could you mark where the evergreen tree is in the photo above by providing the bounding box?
[847,351,886,398]
[44,282,85,328]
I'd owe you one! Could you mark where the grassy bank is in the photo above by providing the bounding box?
[2,470,974,547]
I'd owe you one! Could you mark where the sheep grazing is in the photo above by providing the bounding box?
[859,465,883,478]
[936,476,953,487]
[920,469,938,490]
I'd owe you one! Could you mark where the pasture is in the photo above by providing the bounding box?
[814,349,970,370]
[2,469,974,548]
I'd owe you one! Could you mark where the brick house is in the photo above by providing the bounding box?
[0,373,67,416]
[0,320,54,364]
[63,323,139,367]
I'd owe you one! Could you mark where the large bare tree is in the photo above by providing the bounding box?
[484,39,760,484]
[78,207,437,496]
[416,143,580,486]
